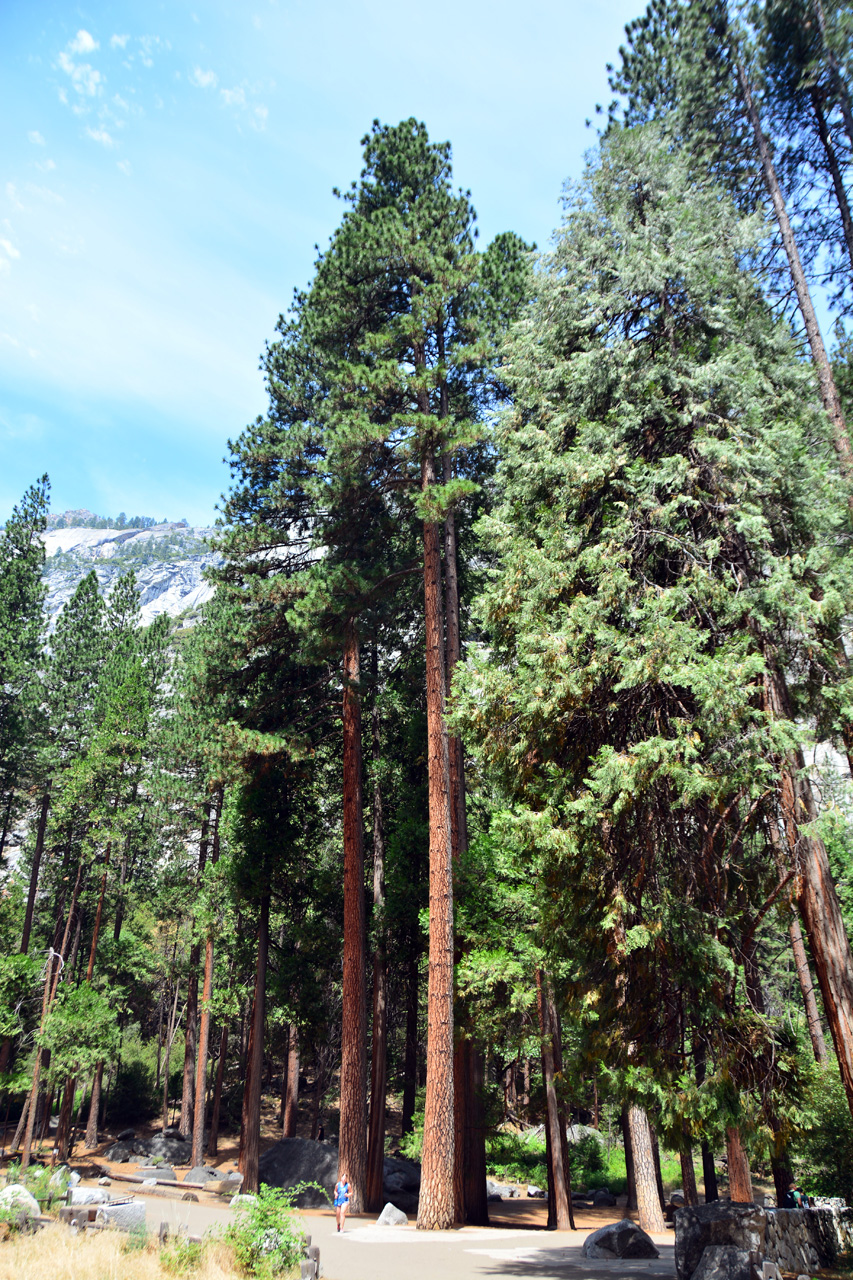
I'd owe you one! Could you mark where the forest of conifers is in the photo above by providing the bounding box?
[6,0,853,1236]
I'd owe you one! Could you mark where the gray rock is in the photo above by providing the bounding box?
[116,1128,136,1141]
[137,1165,176,1181]
[68,1187,110,1205]
[48,1165,69,1190]
[377,1202,409,1226]
[592,1189,617,1206]
[582,1220,660,1260]
[103,1140,136,1162]
[98,1177,112,1187]
[0,1184,40,1219]
[67,1171,81,1187]
[674,1202,765,1280]
[258,1137,339,1208]
[566,1123,606,1146]
[691,1245,754,1280]
[95,1200,146,1233]
[486,1179,510,1201]
[527,1184,546,1198]
[231,1193,258,1209]
[141,1178,158,1187]
[670,1192,686,1206]
[186,1166,223,1184]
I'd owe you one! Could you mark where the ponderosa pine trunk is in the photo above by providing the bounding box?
[282,1023,299,1137]
[180,803,211,1138]
[736,60,853,491]
[811,87,853,270]
[417,442,455,1231]
[536,968,572,1230]
[790,916,828,1063]
[339,617,367,1213]
[680,1140,699,1206]
[701,1143,719,1201]
[764,663,853,1120]
[812,0,853,154]
[365,679,388,1212]
[621,1108,638,1211]
[547,982,575,1230]
[241,894,269,1194]
[84,1064,103,1150]
[726,1126,754,1203]
[20,790,49,955]
[628,1105,665,1234]
[191,786,222,1167]
[207,1021,228,1158]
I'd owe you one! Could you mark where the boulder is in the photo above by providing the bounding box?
[186,1166,223,1184]
[258,1137,339,1208]
[691,1245,754,1280]
[527,1184,546,1198]
[582,1220,660,1260]
[486,1179,509,1201]
[592,1189,617,1207]
[566,1123,606,1146]
[116,1128,136,1141]
[141,1178,158,1187]
[68,1187,110,1205]
[670,1192,686,1207]
[137,1165,176,1181]
[95,1200,146,1233]
[98,1177,112,1187]
[231,1193,258,1209]
[102,1140,136,1162]
[144,1134,192,1163]
[377,1202,409,1226]
[0,1185,40,1220]
[674,1202,765,1280]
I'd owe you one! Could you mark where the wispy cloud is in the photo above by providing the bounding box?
[252,105,268,130]
[69,30,99,55]
[36,159,57,173]
[86,127,114,147]
[28,130,45,145]
[220,86,246,108]
[110,34,129,49]
[117,160,132,176]
[58,49,103,98]
[190,66,217,89]
[0,239,21,262]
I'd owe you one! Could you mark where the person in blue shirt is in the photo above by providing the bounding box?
[334,1170,351,1232]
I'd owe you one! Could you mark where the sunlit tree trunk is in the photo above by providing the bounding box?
[240,894,269,1194]
[628,1106,665,1234]
[180,804,211,1138]
[366,677,388,1212]
[726,1126,754,1203]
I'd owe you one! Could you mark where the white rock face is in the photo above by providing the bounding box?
[42,523,221,628]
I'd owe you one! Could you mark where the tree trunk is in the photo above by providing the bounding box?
[812,0,853,155]
[417,444,455,1231]
[366,682,388,1212]
[181,804,211,1138]
[701,1142,718,1202]
[84,1064,103,1149]
[811,87,853,271]
[680,1141,698,1207]
[207,1021,228,1158]
[536,968,573,1230]
[789,916,828,1063]
[464,1045,489,1224]
[736,59,853,494]
[20,791,50,955]
[650,1124,666,1211]
[401,950,419,1137]
[764,664,853,1120]
[725,1126,754,1203]
[282,1023,299,1138]
[627,1106,665,1234]
[241,894,269,1194]
[339,617,367,1213]
[191,934,214,1168]
[621,1108,638,1211]
[55,1075,76,1162]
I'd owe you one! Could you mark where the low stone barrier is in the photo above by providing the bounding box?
[675,1201,853,1280]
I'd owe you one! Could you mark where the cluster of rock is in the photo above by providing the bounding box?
[582,1220,660,1259]
[256,1137,423,1213]
[103,1127,197,1165]
[674,1200,853,1280]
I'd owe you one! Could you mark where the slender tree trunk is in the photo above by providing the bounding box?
[207,1021,228,1158]
[736,59,853,490]
[701,1143,719,1202]
[680,1141,698,1207]
[812,0,853,154]
[191,934,214,1168]
[621,1108,638,1211]
[789,917,828,1063]
[726,1126,754,1203]
[536,968,572,1230]
[366,680,388,1212]
[650,1124,666,1211]
[282,1024,299,1138]
[241,894,269,1194]
[417,443,455,1231]
[84,1064,103,1150]
[56,1076,76,1162]
[547,984,575,1230]
[401,951,419,1137]
[627,1106,665,1234]
[181,804,211,1137]
[339,617,367,1213]
[811,87,853,270]
[20,791,50,955]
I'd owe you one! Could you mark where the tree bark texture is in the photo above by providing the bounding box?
[726,1125,754,1204]
[536,969,573,1230]
[680,1141,699,1207]
[20,791,50,955]
[811,88,853,271]
[417,446,455,1231]
[627,1105,665,1234]
[207,1021,228,1158]
[789,916,828,1063]
[621,1108,638,1211]
[736,60,853,493]
[181,804,211,1137]
[701,1142,719,1202]
[191,934,214,1168]
[282,1023,299,1138]
[240,894,269,1194]
[812,0,853,154]
[339,618,367,1213]
[84,1063,103,1150]
[366,692,388,1212]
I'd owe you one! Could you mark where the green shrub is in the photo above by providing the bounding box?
[160,1236,205,1274]
[793,1064,853,1202]
[225,1185,308,1278]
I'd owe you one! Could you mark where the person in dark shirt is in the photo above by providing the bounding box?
[782,1182,810,1208]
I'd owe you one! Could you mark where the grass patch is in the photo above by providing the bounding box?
[0,1223,241,1280]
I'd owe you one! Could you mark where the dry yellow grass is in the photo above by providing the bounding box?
[0,1223,241,1280]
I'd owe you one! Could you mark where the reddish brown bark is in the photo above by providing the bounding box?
[181,804,211,1138]
[536,969,573,1230]
[726,1125,754,1203]
[365,685,388,1212]
[282,1023,299,1137]
[192,786,223,1166]
[417,443,455,1231]
[240,894,269,1194]
[84,1063,103,1150]
[680,1141,699,1207]
[207,1020,228,1158]
[790,917,828,1063]
[621,1108,638,1211]
[628,1105,665,1234]
[339,617,367,1213]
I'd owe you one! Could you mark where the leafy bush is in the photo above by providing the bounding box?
[160,1235,206,1274]
[793,1064,853,1202]
[485,1130,611,1191]
[225,1185,307,1278]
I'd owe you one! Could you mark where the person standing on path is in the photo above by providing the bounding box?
[334,1170,351,1232]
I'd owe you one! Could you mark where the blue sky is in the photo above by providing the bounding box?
[2,0,640,527]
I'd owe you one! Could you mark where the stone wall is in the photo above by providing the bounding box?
[675,1202,853,1280]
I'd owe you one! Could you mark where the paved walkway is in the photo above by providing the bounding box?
[127,1189,675,1280]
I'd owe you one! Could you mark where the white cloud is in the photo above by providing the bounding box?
[25,184,63,205]
[110,34,129,49]
[117,159,132,176]
[86,127,114,147]
[113,94,129,110]
[28,130,45,145]
[58,50,102,97]
[26,304,40,322]
[221,86,246,108]
[5,183,24,211]
[190,66,217,89]
[0,239,21,261]
[36,159,57,173]
[58,88,68,105]
[252,105,268,130]
[69,30,98,55]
